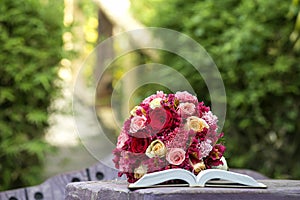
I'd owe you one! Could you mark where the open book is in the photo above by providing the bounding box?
[128,169,267,189]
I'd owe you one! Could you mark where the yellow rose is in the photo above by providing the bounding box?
[149,98,162,109]
[186,116,209,132]
[134,165,148,179]
[146,139,166,158]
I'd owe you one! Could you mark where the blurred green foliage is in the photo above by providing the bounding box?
[130,0,300,178]
[0,0,63,190]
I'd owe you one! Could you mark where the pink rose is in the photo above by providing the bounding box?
[178,102,196,116]
[175,91,198,104]
[116,128,129,149]
[129,115,147,133]
[166,148,186,165]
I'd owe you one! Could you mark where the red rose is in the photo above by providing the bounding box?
[130,137,149,153]
[149,107,173,133]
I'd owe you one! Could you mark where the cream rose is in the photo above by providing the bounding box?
[134,164,148,179]
[192,160,206,173]
[130,106,140,116]
[130,106,146,116]
[149,98,162,109]
[166,148,186,165]
[186,116,209,132]
[145,139,166,158]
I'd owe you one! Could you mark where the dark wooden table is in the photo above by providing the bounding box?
[65,179,300,200]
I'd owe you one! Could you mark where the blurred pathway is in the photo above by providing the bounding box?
[44,80,114,179]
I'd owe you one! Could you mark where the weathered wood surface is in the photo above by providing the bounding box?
[0,159,269,200]
[0,162,120,200]
[65,179,300,200]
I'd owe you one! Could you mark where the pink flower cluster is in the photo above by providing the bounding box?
[113,91,226,183]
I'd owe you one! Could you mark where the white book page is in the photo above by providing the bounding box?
[196,169,267,188]
[129,169,197,188]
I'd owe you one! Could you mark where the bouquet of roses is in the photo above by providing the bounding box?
[113,91,226,183]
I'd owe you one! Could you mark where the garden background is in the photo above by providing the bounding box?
[0,0,299,191]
